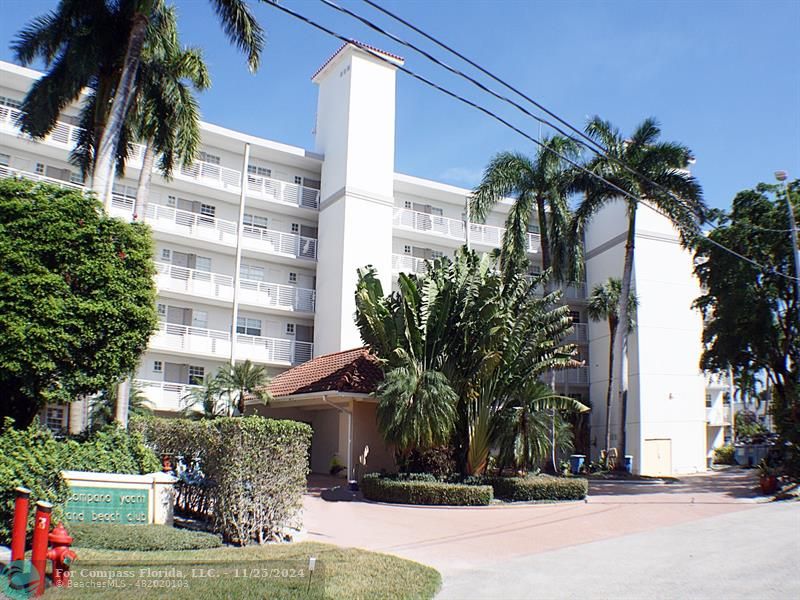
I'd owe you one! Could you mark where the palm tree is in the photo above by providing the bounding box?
[181,374,232,419]
[470,135,583,282]
[89,380,153,430]
[575,117,705,465]
[92,0,263,207]
[216,360,271,416]
[586,278,638,466]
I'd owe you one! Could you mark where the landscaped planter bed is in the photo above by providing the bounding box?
[361,473,588,505]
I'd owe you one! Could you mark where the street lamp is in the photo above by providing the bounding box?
[775,170,800,325]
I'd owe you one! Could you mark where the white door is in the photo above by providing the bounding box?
[643,439,672,476]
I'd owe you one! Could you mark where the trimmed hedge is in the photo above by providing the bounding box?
[361,473,493,506]
[70,524,221,551]
[713,444,736,465]
[488,475,588,501]
[0,418,160,545]
[133,416,311,545]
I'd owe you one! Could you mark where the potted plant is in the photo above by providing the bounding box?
[758,459,780,495]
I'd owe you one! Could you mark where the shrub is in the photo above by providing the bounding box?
[713,444,736,465]
[69,524,221,551]
[405,446,457,479]
[361,473,493,506]
[134,416,311,545]
[487,475,588,501]
[0,419,160,545]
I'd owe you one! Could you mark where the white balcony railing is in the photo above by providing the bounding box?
[0,164,84,190]
[155,262,315,312]
[247,173,320,210]
[554,367,589,385]
[178,159,240,189]
[150,322,311,365]
[706,405,731,426]
[392,253,428,274]
[241,225,317,260]
[392,207,540,254]
[134,379,200,413]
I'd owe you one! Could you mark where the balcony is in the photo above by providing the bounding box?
[150,322,312,365]
[554,367,589,385]
[706,405,731,427]
[134,379,200,413]
[0,164,84,190]
[247,173,320,210]
[155,262,315,313]
[392,207,540,253]
[241,225,317,261]
[392,253,428,275]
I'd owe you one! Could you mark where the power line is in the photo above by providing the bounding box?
[323,0,798,281]
[267,1,800,283]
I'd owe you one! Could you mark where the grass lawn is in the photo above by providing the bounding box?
[42,542,440,599]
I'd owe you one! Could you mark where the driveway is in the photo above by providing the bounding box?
[301,469,799,598]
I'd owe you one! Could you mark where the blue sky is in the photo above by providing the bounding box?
[1,0,798,210]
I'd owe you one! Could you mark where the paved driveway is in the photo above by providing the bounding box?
[302,469,799,598]
[303,469,760,571]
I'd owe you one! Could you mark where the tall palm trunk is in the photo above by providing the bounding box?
[611,203,637,469]
[536,194,551,277]
[92,8,151,209]
[133,139,155,221]
[604,315,617,466]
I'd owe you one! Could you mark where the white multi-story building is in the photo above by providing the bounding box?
[0,42,717,474]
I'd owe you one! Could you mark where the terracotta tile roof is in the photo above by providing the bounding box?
[267,347,384,398]
[311,40,404,80]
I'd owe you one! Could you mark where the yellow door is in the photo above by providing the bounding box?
[643,439,672,476]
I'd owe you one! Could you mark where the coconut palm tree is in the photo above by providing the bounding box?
[216,360,271,416]
[89,380,153,430]
[470,135,583,282]
[574,117,705,465]
[92,0,263,206]
[586,277,638,466]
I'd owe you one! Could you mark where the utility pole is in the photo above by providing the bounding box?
[230,143,251,368]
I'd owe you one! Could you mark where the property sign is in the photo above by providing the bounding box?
[64,486,150,524]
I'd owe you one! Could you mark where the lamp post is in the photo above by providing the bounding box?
[775,171,800,325]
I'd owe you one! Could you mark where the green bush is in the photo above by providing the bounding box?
[361,473,493,506]
[713,444,736,465]
[487,475,588,501]
[0,419,160,545]
[134,416,312,545]
[69,523,221,551]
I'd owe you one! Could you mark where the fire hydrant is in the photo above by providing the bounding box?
[47,523,77,587]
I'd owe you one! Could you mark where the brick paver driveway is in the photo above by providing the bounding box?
[302,469,761,572]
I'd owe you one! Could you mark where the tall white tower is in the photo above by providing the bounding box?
[311,43,403,355]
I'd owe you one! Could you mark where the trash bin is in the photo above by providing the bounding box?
[623,455,633,473]
[569,454,586,474]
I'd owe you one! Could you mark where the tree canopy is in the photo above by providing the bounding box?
[0,179,157,427]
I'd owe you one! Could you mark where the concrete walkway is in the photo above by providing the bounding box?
[303,469,761,572]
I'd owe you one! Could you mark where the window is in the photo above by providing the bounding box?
[192,310,208,329]
[569,310,582,324]
[723,392,731,406]
[288,272,297,284]
[404,200,412,209]
[243,213,268,230]
[431,250,444,259]
[294,175,303,185]
[153,360,163,373]
[35,163,45,174]
[569,393,583,403]
[0,153,10,167]
[705,393,712,408]
[161,249,171,261]
[195,256,212,272]
[188,366,205,385]
[69,171,84,185]
[157,303,167,318]
[291,223,299,234]
[403,245,412,254]
[286,323,295,335]
[166,195,177,207]
[200,204,216,223]
[0,96,22,109]
[43,405,66,432]
[236,317,262,337]
[240,264,265,282]
[248,164,271,178]
[198,151,220,165]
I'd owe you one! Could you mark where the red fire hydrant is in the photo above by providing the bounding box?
[47,523,77,588]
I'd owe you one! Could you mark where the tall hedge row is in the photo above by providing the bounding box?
[133,416,311,545]
[0,418,159,544]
